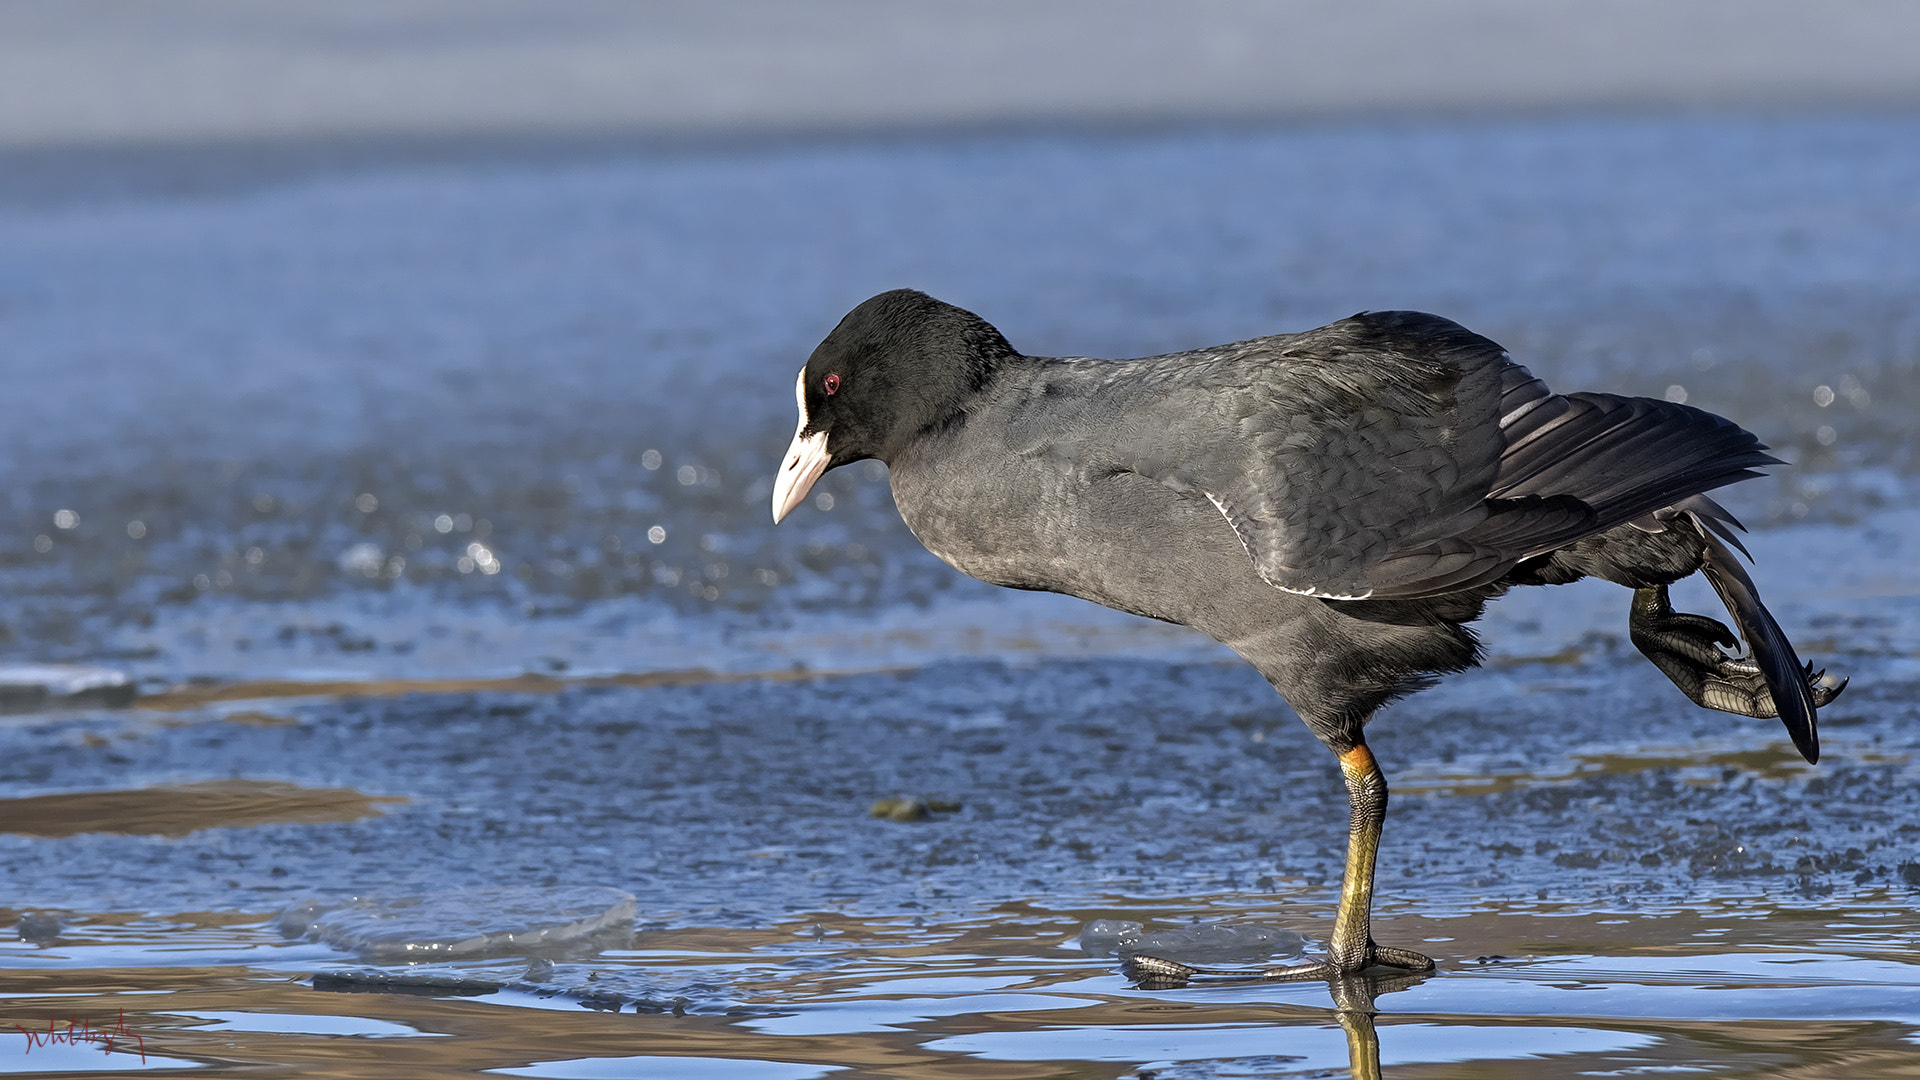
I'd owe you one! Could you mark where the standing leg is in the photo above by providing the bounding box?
[1123,737,1433,985]
[1330,742,1433,972]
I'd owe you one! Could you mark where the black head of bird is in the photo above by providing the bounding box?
[774,289,1014,522]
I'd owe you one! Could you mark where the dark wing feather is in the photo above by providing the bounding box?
[1675,493,1753,559]
[1494,390,1779,518]
[1478,367,1779,567]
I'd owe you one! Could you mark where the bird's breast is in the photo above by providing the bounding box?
[888,433,1081,593]
[885,425,1267,627]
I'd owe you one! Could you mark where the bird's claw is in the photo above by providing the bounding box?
[1807,663,1848,708]
[1630,586,1838,720]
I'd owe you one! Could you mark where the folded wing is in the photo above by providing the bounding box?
[1045,311,1777,600]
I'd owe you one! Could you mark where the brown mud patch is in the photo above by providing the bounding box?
[0,780,407,838]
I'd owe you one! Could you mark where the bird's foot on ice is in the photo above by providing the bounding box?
[1630,588,1847,718]
[1121,943,1434,989]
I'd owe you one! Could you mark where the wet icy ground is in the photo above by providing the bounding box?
[6,650,1920,925]
[5,645,1920,1076]
[4,113,1920,1077]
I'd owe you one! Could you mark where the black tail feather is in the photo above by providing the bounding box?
[1695,528,1820,763]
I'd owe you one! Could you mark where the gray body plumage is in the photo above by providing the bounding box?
[885,310,1773,744]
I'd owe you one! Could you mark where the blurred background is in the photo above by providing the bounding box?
[2,0,1916,689]
[6,0,1920,143]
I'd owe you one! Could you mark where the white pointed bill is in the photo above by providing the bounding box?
[772,368,831,523]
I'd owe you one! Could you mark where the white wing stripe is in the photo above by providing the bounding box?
[1202,490,1371,601]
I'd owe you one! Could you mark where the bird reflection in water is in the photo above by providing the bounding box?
[1127,958,1431,1080]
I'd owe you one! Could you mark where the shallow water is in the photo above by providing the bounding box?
[8,895,1920,1078]
[4,112,1920,1077]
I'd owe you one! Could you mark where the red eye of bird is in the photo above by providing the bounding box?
[823,373,841,395]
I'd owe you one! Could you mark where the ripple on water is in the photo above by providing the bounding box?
[4,897,1919,1078]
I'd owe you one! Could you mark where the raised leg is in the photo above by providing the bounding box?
[1630,585,1844,719]
[1123,739,1435,987]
